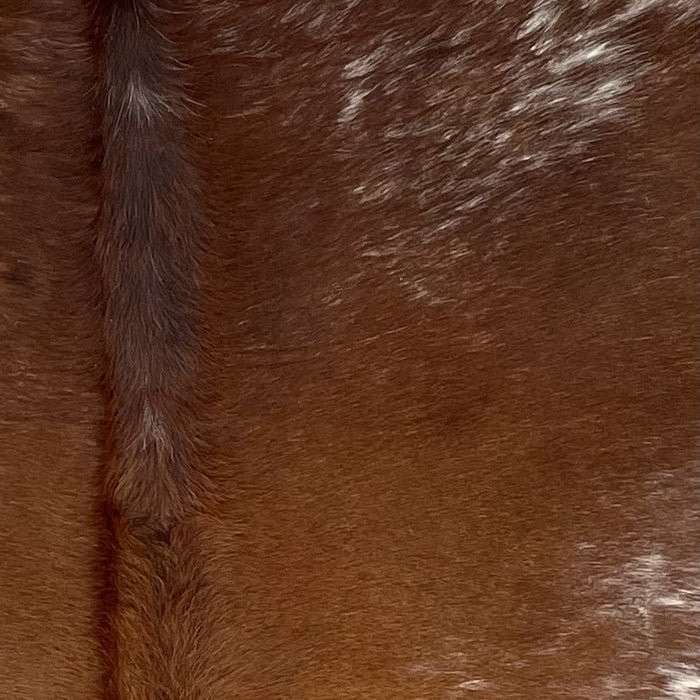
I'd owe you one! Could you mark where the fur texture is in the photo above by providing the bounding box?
[93,0,209,535]
[0,1,698,698]
[0,1,103,696]
[91,1,226,697]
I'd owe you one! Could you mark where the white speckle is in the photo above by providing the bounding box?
[595,553,670,634]
[141,403,172,458]
[621,0,699,24]
[115,75,177,127]
[550,42,616,74]
[583,77,629,103]
[338,86,372,125]
[517,0,561,39]
[212,25,239,54]
[456,679,491,691]
[460,195,487,211]
[281,0,360,38]
[656,663,700,700]
[406,278,452,305]
[657,590,700,612]
[280,1,312,24]
[343,45,388,79]
[494,130,512,145]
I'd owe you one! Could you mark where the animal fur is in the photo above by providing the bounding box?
[91,1,225,697]
[0,1,697,698]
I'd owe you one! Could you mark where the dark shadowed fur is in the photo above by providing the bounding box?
[90,0,226,697]
[92,0,208,533]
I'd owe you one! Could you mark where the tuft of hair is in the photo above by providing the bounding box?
[90,1,225,696]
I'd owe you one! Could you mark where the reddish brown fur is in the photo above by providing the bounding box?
[1,1,698,698]
[91,1,228,697]
[92,0,210,534]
